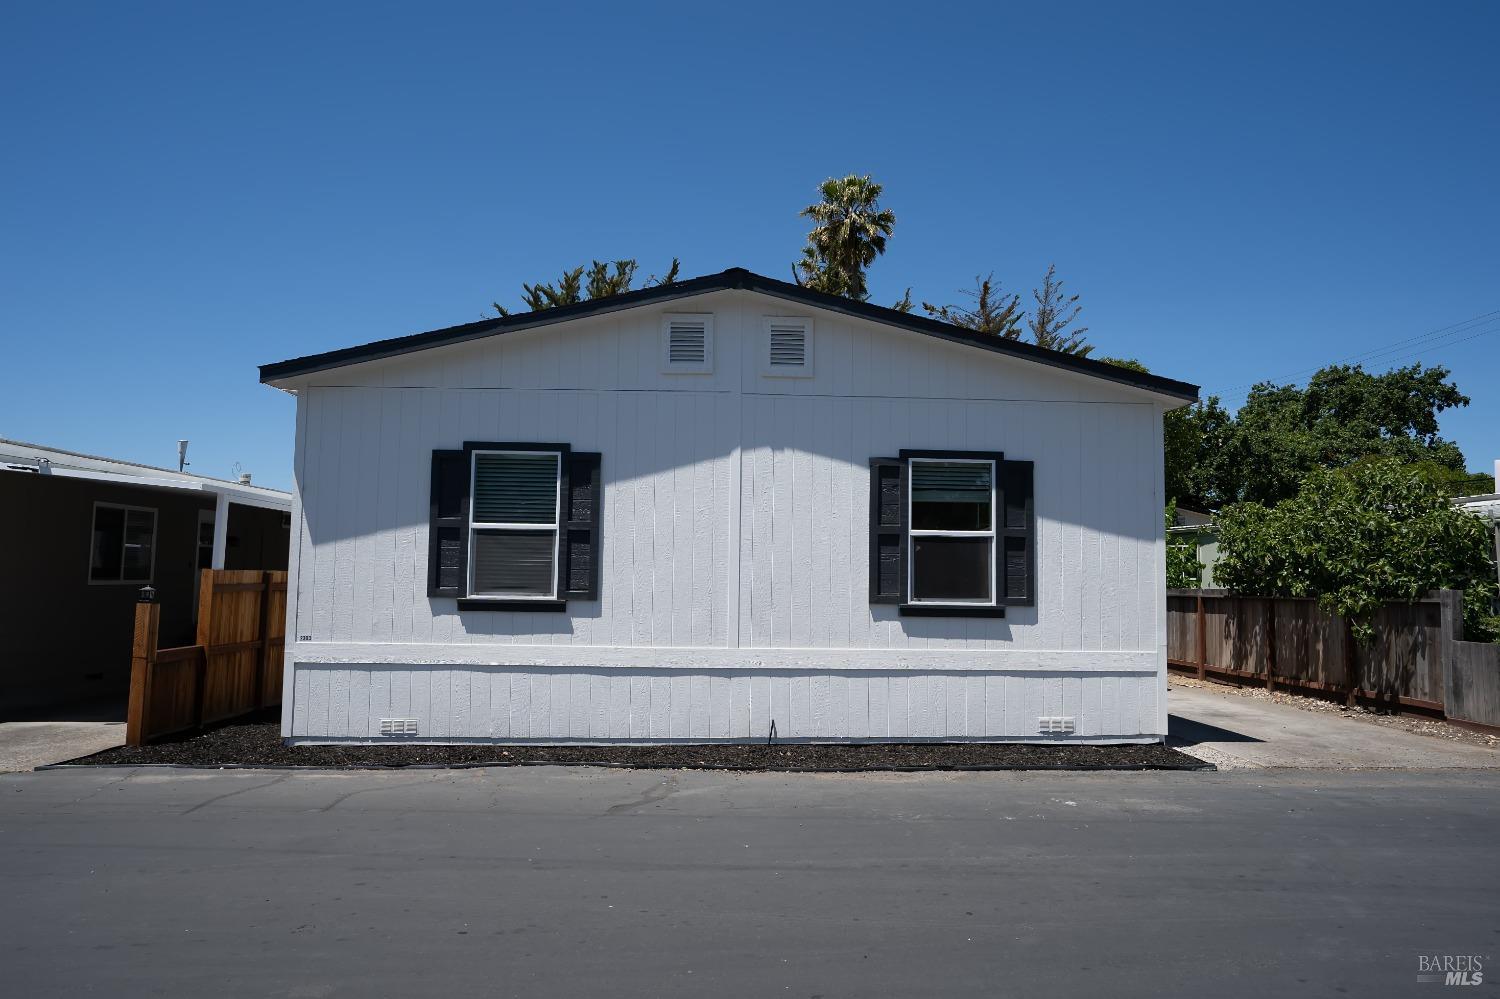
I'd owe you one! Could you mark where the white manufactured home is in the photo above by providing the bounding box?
[260,268,1198,744]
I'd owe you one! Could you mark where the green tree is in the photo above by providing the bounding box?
[921,274,1024,337]
[494,257,680,316]
[1213,458,1498,641]
[1100,357,1234,512]
[794,174,896,301]
[1219,363,1470,506]
[1027,263,1092,356]
[1163,396,1235,510]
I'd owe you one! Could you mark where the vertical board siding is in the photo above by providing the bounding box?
[287,291,1171,741]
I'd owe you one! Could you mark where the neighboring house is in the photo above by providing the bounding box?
[0,440,291,714]
[259,268,1199,744]
[1168,506,1219,588]
[1454,460,1500,591]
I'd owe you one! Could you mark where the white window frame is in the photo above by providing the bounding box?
[466,449,562,601]
[661,313,714,375]
[88,501,158,585]
[761,316,814,378]
[906,457,997,607]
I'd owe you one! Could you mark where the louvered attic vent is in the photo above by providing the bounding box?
[662,314,712,373]
[762,317,813,377]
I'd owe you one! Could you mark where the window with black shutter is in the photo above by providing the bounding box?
[869,450,1035,617]
[427,442,601,610]
[868,458,907,604]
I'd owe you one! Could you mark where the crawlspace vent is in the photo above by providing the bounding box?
[1038,716,1075,735]
[380,717,419,736]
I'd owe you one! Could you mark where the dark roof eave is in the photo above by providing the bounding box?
[259,267,1200,402]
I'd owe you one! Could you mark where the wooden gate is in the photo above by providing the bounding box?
[126,570,287,745]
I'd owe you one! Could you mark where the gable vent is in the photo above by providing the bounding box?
[662,314,713,373]
[770,327,806,367]
[762,317,813,377]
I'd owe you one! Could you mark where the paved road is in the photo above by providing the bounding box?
[1167,682,1500,769]
[3,766,1497,998]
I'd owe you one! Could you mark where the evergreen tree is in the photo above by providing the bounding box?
[1027,263,1092,356]
[494,257,680,316]
[921,274,1024,337]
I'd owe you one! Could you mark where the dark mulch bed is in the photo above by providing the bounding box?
[66,711,1210,771]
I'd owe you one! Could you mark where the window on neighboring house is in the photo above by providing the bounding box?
[908,458,995,605]
[469,450,562,600]
[90,503,157,584]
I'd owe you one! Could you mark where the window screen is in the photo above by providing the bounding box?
[468,451,560,599]
[911,461,992,530]
[908,458,994,604]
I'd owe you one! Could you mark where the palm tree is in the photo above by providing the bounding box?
[794,174,896,301]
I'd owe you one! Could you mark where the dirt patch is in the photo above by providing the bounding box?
[1169,674,1500,750]
[64,712,1208,771]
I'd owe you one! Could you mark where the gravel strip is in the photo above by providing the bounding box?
[1169,673,1500,750]
[63,712,1208,771]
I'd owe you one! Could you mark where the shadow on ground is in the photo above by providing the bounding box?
[1167,713,1263,746]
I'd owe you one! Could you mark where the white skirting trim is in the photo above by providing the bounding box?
[285,662,1166,742]
[290,642,1160,674]
[285,735,1162,747]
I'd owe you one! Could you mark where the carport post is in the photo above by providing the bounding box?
[210,492,231,569]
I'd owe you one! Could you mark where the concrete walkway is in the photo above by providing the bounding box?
[1168,681,1500,769]
[0,721,124,773]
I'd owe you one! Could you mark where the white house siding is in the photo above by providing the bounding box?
[281,290,1168,743]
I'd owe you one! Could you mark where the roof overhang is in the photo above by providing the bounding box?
[260,268,1200,405]
[0,462,291,512]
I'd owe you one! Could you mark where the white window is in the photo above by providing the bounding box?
[661,313,713,374]
[907,458,995,605]
[468,450,561,600]
[89,502,157,584]
[761,316,813,377]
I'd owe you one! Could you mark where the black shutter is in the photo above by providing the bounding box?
[561,452,602,600]
[869,457,908,604]
[428,449,469,598]
[999,459,1035,606]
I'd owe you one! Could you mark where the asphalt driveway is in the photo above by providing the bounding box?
[3,765,1498,998]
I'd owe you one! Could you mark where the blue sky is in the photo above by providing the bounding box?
[3,1,1497,492]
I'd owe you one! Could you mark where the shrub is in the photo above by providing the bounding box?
[1214,459,1498,642]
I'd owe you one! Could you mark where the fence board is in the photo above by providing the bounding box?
[126,569,288,745]
[1447,641,1500,728]
[1167,588,1500,728]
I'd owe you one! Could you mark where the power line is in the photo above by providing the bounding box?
[1209,309,1500,399]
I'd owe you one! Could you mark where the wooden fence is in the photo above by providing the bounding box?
[126,570,287,746]
[1167,588,1500,729]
